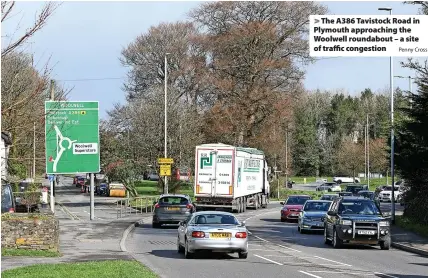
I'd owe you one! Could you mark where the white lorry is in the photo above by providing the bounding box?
[194,143,270,213]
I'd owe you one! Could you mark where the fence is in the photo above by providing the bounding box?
[116,196,159,219]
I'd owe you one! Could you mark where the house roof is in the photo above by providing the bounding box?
[1,132,12,145]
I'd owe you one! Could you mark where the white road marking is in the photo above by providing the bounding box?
[254,254,283,265]
[374,273,400,278]
[309,271,374,276]
[299,271,322,278]
[253,235,301,252]
[313,255,352,267]
[250,249,284,252]
[263,254,294,258]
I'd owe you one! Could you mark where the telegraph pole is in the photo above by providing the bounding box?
[33,122,36,179]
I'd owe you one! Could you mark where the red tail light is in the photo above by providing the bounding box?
[8,208,15,213]
[186,204,193,209]
[235,232,247,238]
[191,231,205,238]
[154,203,160,208]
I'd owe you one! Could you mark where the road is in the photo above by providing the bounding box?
[127,203,427,278]
[53,176,131,221]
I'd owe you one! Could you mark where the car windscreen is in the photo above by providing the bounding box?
[338,201,381,215]
[191,214,239,225]
[321,195,336,200]
[303,201,331,211]
[286,197,310,205]
[158,197,189,205]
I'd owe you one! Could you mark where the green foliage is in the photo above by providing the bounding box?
[396,215,428,238]
[8,161,27,179]
[395,70,428,224]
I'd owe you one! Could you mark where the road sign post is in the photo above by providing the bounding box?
[45,101,100,219]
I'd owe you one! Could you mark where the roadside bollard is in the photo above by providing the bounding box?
[304,178,306,184]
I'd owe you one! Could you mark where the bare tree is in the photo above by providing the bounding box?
[190,1,327,146]
[1,1,61,58]
[337,137,364,178]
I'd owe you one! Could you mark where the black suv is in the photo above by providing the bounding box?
[152,194,195,228]
[324,196,391,250]
[345,184,369,195]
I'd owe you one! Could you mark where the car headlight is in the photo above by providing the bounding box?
[379,221,390,226]
[339,220,352,225]
[282,208,288,211]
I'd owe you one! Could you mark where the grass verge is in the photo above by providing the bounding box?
[1,248,60,257]
[1,260,158,278]
[395,215,428,238]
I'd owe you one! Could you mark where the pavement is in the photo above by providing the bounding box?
[1,177,143,271]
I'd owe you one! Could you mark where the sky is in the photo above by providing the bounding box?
[1,1,426,119]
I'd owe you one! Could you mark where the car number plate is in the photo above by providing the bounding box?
[358,230,376,235]
[210,232,231,239]
[166,207,180,211]
[291,213,298,216]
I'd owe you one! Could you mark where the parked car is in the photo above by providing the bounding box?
[280,195,312,222]
[345,184,369,195]
[1,183,16,213]
[74,175,86,188]
[324,196,391,250]
[333,176,360,184]
[298,200,332,233]
[152,194,195,228]
[320,194,339,201]
[177,211,248,259]
[96,183,108,196]
[147,172,160,181]
[357,190,380,207]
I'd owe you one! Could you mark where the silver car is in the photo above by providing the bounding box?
[177,211,248,259]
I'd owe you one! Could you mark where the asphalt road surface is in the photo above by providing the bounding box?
[127,203,427,278]
[52,176,130,221]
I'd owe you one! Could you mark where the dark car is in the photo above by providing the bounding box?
[152,194,195,228]
[338,192,353,197]
[358,190,380,207]
[280,195,312,222]
[1,183,16,213]
[96,183,108,196]
[324,196,391,250]
[345,184,369,195]
[298,200,332,233]
[320,194,339,201]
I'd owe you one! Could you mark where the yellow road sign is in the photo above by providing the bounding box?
[159,164,171,176]
[158,158,174,164]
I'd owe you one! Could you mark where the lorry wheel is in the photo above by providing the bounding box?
[237,198,242,213]
[243,198,247,212]
[254,197,258,210]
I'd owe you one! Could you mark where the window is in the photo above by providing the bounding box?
[286,196,311,205]
[190,214,239,225]
[338,201,381,215]
[159,197,189,205]
[304,202,331,212]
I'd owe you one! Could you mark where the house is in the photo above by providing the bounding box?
[1,132,12,180]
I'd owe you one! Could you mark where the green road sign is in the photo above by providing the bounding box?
[45,101,100,174]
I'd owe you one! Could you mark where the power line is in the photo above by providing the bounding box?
[56,77,125,82]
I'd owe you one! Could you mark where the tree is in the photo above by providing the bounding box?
[190,1,327,146]
[368,138,388,174]
[336,138,364,178]
[395,67,428,223]
[1,1,61,57]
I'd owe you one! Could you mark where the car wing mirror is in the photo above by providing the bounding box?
[327,211,337,216]
[240,221,246,227]
[280,202,284,205]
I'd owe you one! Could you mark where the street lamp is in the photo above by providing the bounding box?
[164,53,170,194]
[395,75,415,107]
[379,7,396,223]
[365,113,373,187]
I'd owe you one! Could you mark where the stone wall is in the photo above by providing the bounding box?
[1,213,59,251]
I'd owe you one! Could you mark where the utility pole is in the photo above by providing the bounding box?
[364,121,367,182]
[179,122,182,168]
[164,53,170,194]
[33,122,36,179]
[285,127,288,188]
[49,80,55,213]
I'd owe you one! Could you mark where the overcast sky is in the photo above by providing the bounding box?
[1,1,425,118]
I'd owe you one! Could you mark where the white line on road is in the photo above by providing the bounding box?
[253,235,301,252]
[374,272,400,278]
[313,255,352,267]
[299,271,322,278]
[254,254,283,265]
[309,271,374,276]
[262,254,294,258]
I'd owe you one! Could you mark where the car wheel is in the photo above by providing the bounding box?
[281,218,285,222]
[324,227,330,244]
[380,236,391,250]
[333,228,343,248]
[152,222,161,229]
[184,240,193,259]
[297,226,300,232]
[300,227,306,234]
[177,236,184,253]
[238,251,248,259]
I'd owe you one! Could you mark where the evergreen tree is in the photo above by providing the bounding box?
[395,69,428,223]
